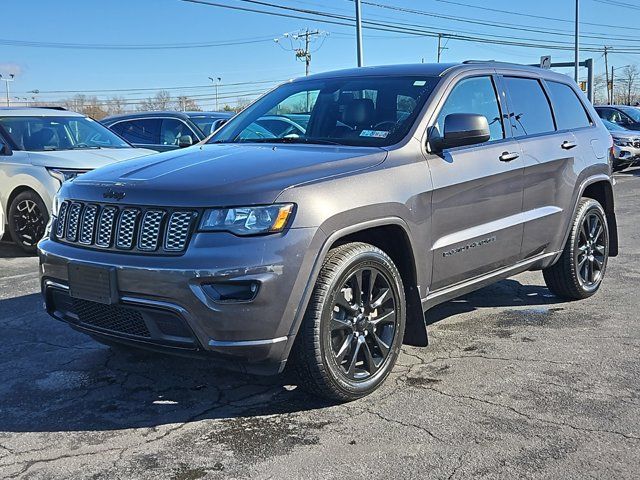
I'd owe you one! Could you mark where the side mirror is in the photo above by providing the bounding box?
[212,119,228,131]
[0,138,12,156]
[436,113,491,151]
[178,135,194,148]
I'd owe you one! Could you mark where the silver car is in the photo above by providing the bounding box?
[0,108,154,251]
[39,62,618,401]
[601,119,640,171]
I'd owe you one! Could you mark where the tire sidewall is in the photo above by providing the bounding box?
[8,191,49,252]
[571,200,609,295]
[319,250,406,398]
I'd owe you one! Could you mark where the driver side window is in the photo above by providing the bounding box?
[435,76,504,142]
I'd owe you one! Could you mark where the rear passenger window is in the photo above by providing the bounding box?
[114,119,161,145]
[504,77,555,138]
[546,81,591,130]
[436,76,504,142]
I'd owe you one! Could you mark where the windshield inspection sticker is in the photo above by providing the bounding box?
[360,130,389,138]
[413,80,427,86]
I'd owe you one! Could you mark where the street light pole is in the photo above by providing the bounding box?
[355,0,363,67]
[0,74,15,107]
[209,76,221,111]
[574,0,580,82]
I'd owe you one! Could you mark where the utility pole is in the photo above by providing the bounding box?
[0,74,15,107]
[209,76,221,111]
[355,0,363,67]
[604,46,610,104]
[611,66,615,104]
[275,29,327,77]
[574,0,580,82]
[436,34,448,63]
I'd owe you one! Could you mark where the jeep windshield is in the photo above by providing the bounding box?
[209,76,440,147]
[0,116,131,151]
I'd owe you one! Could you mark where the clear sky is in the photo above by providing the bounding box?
[2,0,637,109]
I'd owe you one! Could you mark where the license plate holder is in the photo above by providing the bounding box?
[68,263,118,305]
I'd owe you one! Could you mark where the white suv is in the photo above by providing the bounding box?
[0,108,155,252]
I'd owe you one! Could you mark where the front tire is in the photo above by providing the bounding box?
[290,242,406,402]
[543,198,609,300]
[8,190,49,253]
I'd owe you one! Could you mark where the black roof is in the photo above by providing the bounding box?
[102,110,232,124]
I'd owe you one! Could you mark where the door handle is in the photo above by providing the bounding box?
[561,140,577,150]
[499,151,520,162]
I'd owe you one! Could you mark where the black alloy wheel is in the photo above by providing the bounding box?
[8,191,49,253]
[329,265,398,380]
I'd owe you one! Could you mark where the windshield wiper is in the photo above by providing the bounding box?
[72,144,102,149]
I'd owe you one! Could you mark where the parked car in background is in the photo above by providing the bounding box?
[41,62,618,401]
[102,111,233,152]
[594,105,640,131]
[0,107,154,252]
[601,119,640,171]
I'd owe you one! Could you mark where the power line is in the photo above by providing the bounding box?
[591,0,640,11]
[355,0,640,44]
[181,0,640,54]
[0,35,278,50]
[433,0,639,31]
[15,78,288,96]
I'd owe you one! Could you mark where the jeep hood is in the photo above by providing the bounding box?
[64,143,387,206]
[28,147,156,169]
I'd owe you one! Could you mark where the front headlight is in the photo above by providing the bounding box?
[47,168,88,185]
[51,193,62,217]
[199,204,294,235]
[613,137,630,147]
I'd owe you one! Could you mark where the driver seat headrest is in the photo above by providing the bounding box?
[343,98,375,128]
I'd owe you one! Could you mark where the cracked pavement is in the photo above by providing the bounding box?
[1,169,639,479]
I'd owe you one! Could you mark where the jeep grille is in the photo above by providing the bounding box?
[54,201,197,254]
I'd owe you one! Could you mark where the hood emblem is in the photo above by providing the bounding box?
[103,190,126,201]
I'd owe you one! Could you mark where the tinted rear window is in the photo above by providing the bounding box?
[546,81,591,130]
[112,119,161,145]
[504,77,555,138]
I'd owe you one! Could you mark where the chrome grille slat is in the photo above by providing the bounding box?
[54,201,194,254]
[79,204,99,245]
[116,208,139,249]
[65,203,83,242]
[55,201,69,239]
[164,212,196,252]
[138,210,165,251]
[96,206,118,248]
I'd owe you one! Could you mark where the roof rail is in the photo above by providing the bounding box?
[462,60,526,66]
[0,106,67,111]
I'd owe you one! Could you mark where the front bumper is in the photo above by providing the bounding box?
[39,227,323,375]
[613,144,640,169]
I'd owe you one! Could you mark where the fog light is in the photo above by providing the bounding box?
[202,281,260,303]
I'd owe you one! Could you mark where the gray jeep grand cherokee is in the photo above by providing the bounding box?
[39,62,618,401]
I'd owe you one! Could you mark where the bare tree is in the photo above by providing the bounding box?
[592,74,607,105]
[62,94,107,119]
[175,96,201,112]
[138,90,172,111]
[105,96,127,115]
[619,65,640,105]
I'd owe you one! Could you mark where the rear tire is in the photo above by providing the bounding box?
[8,190,49,254]
[543,198,609,300]
[290,242,406,402]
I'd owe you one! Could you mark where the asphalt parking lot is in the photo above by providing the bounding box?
[0,170,639,480]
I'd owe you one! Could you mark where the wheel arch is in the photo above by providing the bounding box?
[333,224,428,347]
[304,218,428,348]
[581,178,618,257]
